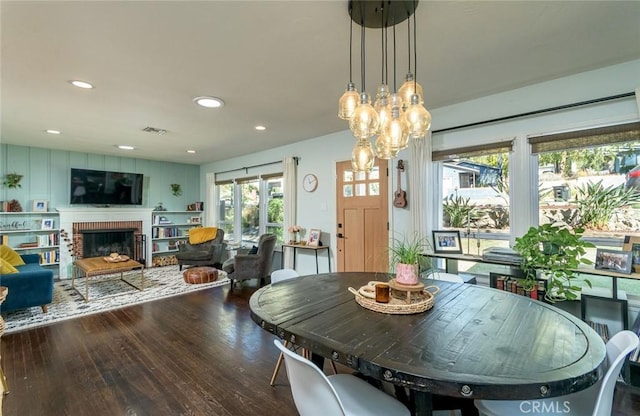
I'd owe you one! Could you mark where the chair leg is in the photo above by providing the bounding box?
[270,340,291,386]
[0,365,9,395]
[41,305,48,313]
[330,360,338,374]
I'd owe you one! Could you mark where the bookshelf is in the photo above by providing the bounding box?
[0,212,61,272]
[151,210,202,266]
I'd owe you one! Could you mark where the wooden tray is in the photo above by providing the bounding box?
[348,282,439,315]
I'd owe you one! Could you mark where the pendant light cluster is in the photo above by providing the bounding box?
[338,0,431,172]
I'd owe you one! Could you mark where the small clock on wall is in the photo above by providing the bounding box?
[303,173,318,192]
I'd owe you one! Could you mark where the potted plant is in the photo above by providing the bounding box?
[3,172,23,188]
[170,184,182,196]
[389,234,431,285]
[513,223,594,302]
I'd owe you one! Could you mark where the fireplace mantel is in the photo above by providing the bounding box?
[57,207,153,279]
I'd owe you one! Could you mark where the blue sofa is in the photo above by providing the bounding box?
[1,254,54,313]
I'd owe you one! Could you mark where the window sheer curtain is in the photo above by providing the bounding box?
[205,172,217,227]
[408,132,434,246]
[283,156,297,268]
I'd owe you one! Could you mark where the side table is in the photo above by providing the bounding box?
[281,244,330,274]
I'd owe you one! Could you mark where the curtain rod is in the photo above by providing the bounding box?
[215,156,299,176]
[432,91,636,135]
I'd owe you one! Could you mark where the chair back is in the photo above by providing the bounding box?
[256,233,277,277]
[271,268,299,284]
[593,330,639,416]
[273,339,345,416]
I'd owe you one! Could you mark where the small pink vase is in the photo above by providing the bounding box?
[395,263,419,285]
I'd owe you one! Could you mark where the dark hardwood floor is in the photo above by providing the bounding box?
[2,280,640,416]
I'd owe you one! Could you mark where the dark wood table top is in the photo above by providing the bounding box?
[250,272,606,403]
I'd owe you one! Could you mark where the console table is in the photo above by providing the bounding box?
[426,252,640,330]
[281,243,330,274]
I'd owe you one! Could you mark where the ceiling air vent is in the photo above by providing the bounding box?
[142,126,167,135]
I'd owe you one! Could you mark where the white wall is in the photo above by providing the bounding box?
[200,59,640,276]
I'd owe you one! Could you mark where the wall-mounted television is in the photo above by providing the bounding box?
[70,168,144,206]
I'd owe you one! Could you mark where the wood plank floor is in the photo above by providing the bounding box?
[2,279,640,416]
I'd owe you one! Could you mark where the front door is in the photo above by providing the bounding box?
[336,159,389,272]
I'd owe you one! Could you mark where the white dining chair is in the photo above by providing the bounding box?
[269,269,338,385]
[474,330,639,416]
[274,339,410,416]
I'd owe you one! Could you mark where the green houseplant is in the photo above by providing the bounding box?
[3,173,23,189]
[389,234,431,285]
[513,223,594,302]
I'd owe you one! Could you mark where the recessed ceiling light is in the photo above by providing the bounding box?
[187,150,196,154]
[69,80,94,89]
[193,96,224,108]
[117,145,135,150]
[45,129,61,135]
[255,125,266,131]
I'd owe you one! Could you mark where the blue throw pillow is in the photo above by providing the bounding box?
[249,245,258,254]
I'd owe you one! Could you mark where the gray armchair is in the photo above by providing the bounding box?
[223,233,277,287]
[176,228,226,270]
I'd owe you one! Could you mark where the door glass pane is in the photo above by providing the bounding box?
[355,183,366,196]
[368,167,379,180]
[343,184,353,197]
[369,182,380,195]
[344,171,354,182]
[355,171,366,181]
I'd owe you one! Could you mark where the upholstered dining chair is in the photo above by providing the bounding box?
[273,339,410,416]
[223,233,277,288]
[474,330,639,416]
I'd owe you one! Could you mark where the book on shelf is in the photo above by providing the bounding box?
[19,241,39,248]
[1,234,8,245]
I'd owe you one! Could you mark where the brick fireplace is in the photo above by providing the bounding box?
[72,220,143,260]
[57,207,153,279]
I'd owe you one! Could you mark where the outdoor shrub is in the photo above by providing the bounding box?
[443,195,478,228]
[574,180,640,229]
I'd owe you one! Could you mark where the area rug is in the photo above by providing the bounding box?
[2,266,229,334]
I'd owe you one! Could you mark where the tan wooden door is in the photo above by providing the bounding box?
[336,159,389,272]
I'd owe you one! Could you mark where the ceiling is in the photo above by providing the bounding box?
[2,1,640,165]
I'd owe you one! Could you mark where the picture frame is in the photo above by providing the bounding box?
[622,235,640,273]
[32,199,48,212]
[41,218,54,230]
[595,248,633,274]
[307,228,321,247]
[190,216,202,225]
[432,230,463,254]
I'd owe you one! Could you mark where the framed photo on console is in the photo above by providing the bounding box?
[432,230,462,254]
[595,248,633,274]
[307,229,321,247]
[622,235,640,273]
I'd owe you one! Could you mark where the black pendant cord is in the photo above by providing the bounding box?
[413,0,417,92]
[349,8,353,83]
[380,10,384,85]
[360,6,366,93]
[393,24,397,92]
[406,14,411,74]
[384,26,389,86]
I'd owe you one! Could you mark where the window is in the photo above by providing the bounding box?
[434,141,513,256]
[217,182,234,243]
[216,175,284,246]
[531,122,640,241]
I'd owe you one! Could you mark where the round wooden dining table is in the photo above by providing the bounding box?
[249,272,606,416]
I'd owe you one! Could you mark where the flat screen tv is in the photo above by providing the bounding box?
[70,168,144,206]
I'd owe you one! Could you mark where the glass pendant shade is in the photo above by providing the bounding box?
[398,73,423,109]
[375,134,399,159]
[403,93,432,140]
[352,139,375,172]
[338,82,359,120]
[349,92,380,140]
[386,105,408,150]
